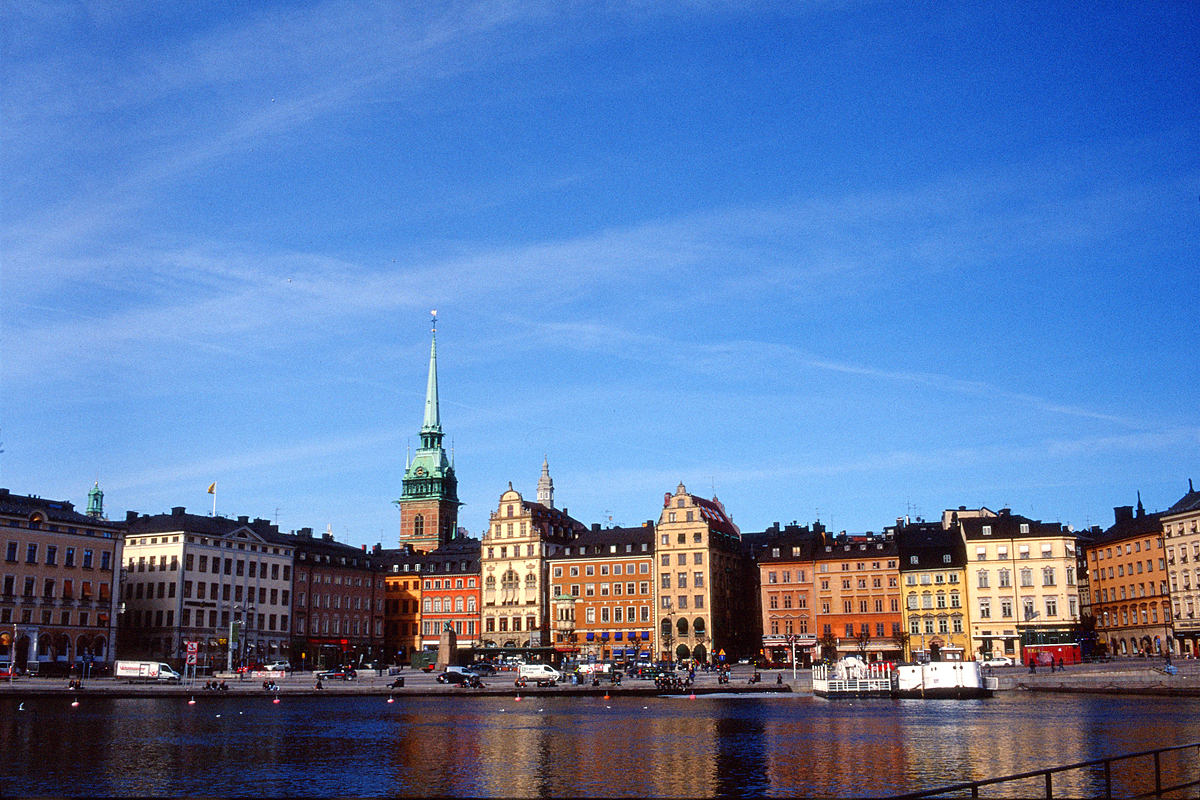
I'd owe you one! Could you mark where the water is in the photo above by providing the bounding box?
[2,692,1195,797]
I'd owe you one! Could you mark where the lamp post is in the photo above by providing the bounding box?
[226,604,255,674]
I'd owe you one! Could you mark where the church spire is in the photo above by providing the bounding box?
[422,310,441,435]
[537,455,554,508]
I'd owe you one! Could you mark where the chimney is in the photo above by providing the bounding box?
[592,523,601,532]
[172,507,185,516]
[1114,506,1134,525]
[126,510,139,523]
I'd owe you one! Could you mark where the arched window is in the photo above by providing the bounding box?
[693,617,705,635]
[501,570,519,590]
[661,618,671,638]
[413,515,424,540]
[525,573,536,589]
[677,618,688,636]
[485,575,496,590]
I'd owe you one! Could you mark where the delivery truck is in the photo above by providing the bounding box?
[114,660,182,683]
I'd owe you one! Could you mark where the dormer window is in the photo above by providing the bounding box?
[982,526,992,536]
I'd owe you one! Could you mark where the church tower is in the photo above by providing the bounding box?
[86,482,104,519]
[396,312,460,552]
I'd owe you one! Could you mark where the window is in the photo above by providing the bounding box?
[979,598,991,618]
[977,570,989,589]
[65,548,75,567]
[26,544,38,564]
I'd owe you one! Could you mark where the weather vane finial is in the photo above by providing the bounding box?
[431,309,437,332]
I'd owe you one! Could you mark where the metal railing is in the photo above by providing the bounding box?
[894,741,1200,799]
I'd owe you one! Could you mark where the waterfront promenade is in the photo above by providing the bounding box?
[2,658,1195,699]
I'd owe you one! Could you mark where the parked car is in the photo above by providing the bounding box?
[982,656,1015,668]
[265,661,293,672]
[437,670,471,685]
[468,662,497,676]
[317,666,356,681]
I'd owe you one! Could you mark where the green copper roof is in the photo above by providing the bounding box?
[423,332,440,433]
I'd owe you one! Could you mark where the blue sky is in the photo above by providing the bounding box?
[3,1,1197,548]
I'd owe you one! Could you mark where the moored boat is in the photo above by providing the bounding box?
[812,657,996,699]
[892,660,995,698]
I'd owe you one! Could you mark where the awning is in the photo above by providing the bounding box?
[586,633,595,641]
[641,631,650,640]
[614,632,623,641]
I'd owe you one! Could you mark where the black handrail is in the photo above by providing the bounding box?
[893,741,1200,799]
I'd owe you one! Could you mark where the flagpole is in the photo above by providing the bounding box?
[208,482,217,517]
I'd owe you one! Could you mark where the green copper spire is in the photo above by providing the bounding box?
[422,312,441,435]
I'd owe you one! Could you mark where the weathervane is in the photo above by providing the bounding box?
[431,309,437,333]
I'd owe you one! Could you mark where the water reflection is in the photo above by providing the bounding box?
[2,692,1197,797]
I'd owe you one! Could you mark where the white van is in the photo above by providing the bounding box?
[114,660,182,683]
[518,663,562,686]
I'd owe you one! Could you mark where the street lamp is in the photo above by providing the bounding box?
[226,604,256,674]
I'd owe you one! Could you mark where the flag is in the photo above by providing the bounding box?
[207,482,216,494]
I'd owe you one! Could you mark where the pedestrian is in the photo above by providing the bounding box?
[1057,657,1064,673]
[776,673,783,685]
[1029,657,1036,674]
[315,677,324,690]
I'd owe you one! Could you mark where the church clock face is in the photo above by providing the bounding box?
[415,467,426,476]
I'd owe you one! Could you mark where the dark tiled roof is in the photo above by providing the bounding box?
[556,526,654,557]
[1090,509,1164,546]
[814,534,898,560]
[0,488,124,531]
[1166,481,1200,515]
[754,535,819,563]
[896,525,968,569]
[127,509,279,539]
[375,538,481,573]
[959,512,1066,541]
